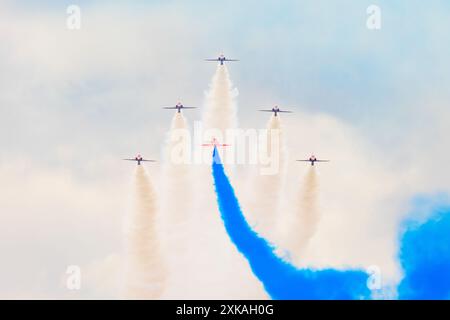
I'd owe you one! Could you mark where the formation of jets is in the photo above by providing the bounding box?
[124,54,329,166]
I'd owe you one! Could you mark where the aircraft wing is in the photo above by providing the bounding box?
[205,59,219,61]
[259,110,274,112]
[296,160,310,162]
[123,159,137,161]
[278,110,293,113]
[225,59,239,61]
[315,160,330,162]
[162,106,178,109]
[182,107,197,109]
[141,159,156,162]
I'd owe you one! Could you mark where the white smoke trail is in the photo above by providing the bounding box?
[123,166,166,299]
[284,166,321,264]
[162,112,192,226]
[203,65,237,132]
[246,115,286,239]
[160,112,195,298]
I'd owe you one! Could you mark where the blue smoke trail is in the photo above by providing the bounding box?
[398,201,450,300]
[211,148,370,299]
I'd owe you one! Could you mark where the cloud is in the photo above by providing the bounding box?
[0,162,125,298]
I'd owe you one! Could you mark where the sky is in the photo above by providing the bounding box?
[0,0,449,298]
